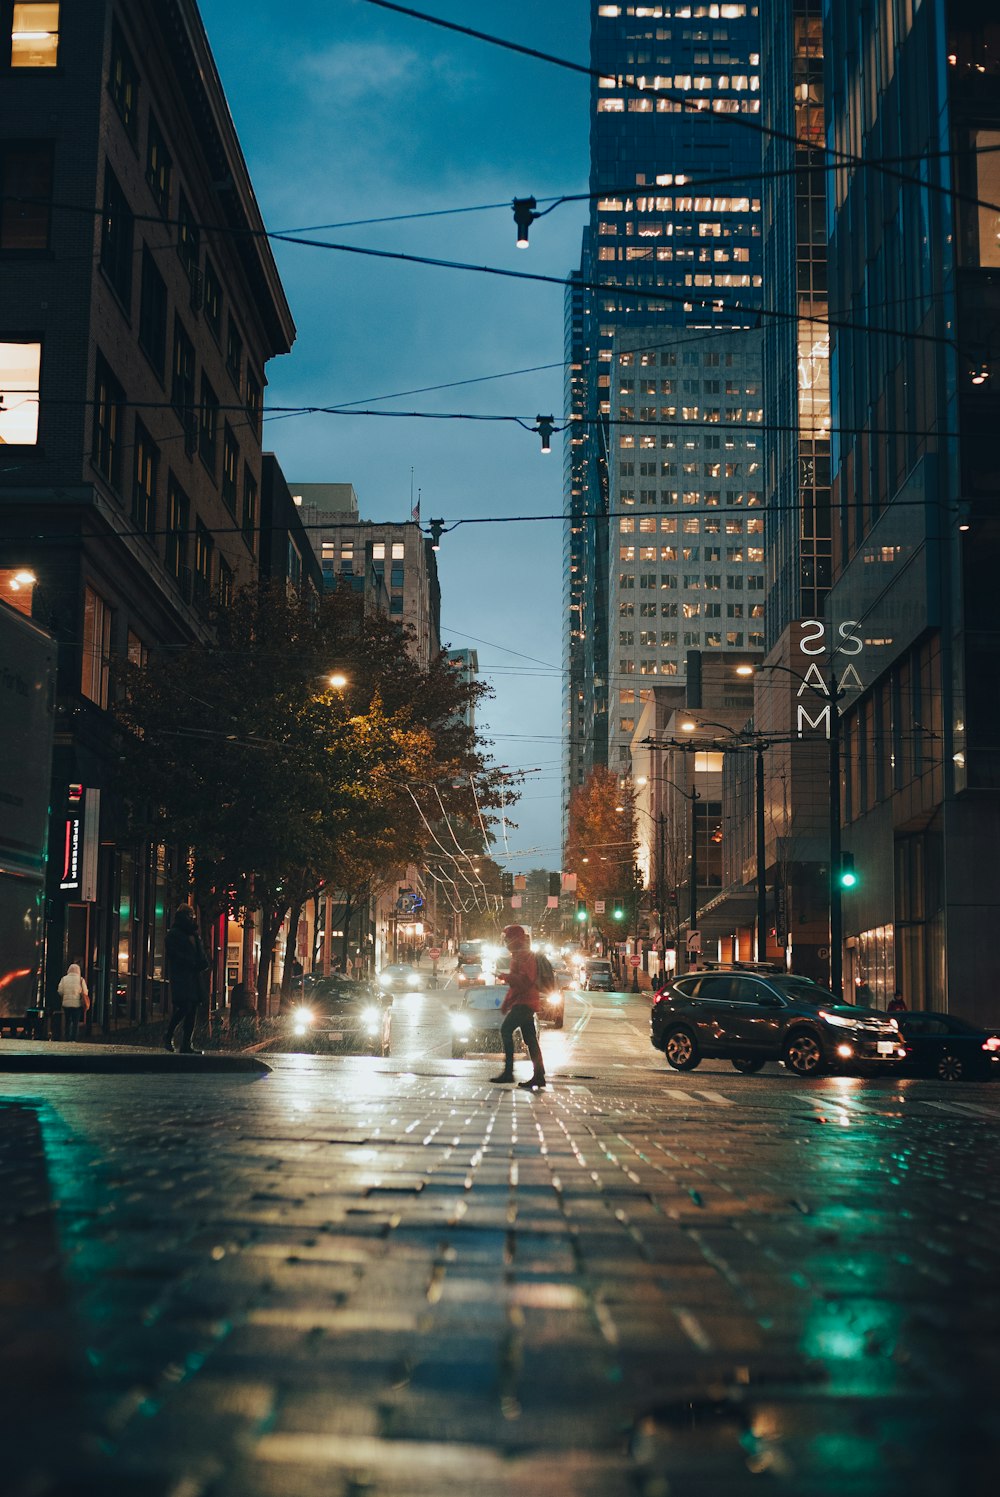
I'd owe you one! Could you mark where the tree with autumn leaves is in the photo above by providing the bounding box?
[564,768,640,943]
[116,584,513,1008]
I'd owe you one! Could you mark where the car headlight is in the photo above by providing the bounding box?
[378,975,391,988]
[545,991,563,1005]
[363,1006,380,1024]
[887,1017,899,1030]
[449,1012,471,1031]
[294,1007,315,1025]
[819,1010,855,1028]
[407,973,420,988]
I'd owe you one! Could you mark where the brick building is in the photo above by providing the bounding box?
[0,1,295,1026]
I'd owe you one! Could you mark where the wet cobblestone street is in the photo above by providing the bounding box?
[2,989,998,1495]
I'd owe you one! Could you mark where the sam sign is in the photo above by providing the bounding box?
[793,619,865,740]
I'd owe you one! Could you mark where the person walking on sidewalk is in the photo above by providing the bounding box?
[164,904,209,1053]
[491,924,546,1090]
[57,962,89,1041]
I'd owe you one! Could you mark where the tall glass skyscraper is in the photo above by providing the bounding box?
[563,0,764,829]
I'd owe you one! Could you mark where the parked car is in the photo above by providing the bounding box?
[377,963,423,994]
[583,959,615,992]
[285,977,391,1054]
[894,1011,1000,1081]
[650,968,906,1077]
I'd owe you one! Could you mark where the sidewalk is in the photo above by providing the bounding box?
[0,1038,270,1074]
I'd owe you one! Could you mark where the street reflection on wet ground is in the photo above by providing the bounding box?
[1,987,997,1495]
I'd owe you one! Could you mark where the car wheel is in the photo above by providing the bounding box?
[553,1015,564,1030]
[783,1029,826,1077]
[664,1027,701,1071]
[936,1051,964,1082]
[731,1056,765,1074]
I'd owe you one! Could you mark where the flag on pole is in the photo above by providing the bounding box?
[411,487,421,523]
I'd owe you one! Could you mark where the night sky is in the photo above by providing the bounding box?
[198,0,592,866]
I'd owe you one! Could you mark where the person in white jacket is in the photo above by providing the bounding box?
[57,962,89,1041]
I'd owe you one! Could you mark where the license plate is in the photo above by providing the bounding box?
[877,1040,896,1055]
[329,1031,344,1042]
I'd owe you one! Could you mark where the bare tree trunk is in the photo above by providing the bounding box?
[256,906,285,1016]
[280,897,304,1002]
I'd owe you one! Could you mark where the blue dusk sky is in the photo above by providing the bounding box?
[198,0,592,867]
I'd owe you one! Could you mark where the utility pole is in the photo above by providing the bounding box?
[657,810,667,964]
[828,663,844,998]
[756,741,767,963]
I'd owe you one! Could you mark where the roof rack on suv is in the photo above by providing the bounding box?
[698,960,786,975]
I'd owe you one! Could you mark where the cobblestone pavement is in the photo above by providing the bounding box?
[2,989,998,1496]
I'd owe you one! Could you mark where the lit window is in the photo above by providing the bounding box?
[0,339,41,443]
[81,586,112,709]
[392,542,405,559]
[372,543,386,560]
[11,4,59,67]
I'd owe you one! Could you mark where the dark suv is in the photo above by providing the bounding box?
[650,968,906,1077]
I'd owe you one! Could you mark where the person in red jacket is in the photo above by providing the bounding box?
[491,924,546,1089]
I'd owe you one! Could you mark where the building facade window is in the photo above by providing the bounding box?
[203,256,221,339]
[193,520,213,604]
[177,188,199,279]
[225,316,242,392]
[108,21,139,140]
[138,246,166,379]
[81,584,111,708]
[221,423,238,512]
[245,370,261,442]
[92,351,124,488]
[10,3,59,67]
[0,141,52,249]
[199,372,218,472]
[218,557,233,610]
[100,161,133,306]
[242,465,257,551]
[132,421,158,538]
[145,113,171,213]
[164,475,189,583]
[0,338,40,443]
[171,315,194,419]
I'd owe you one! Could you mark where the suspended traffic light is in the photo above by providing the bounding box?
[613,902,625,921]
[500,872,514,897]
[576,901,587,923]
[512,196,538,248]
[838,853,858,890]
[548,872,561,898]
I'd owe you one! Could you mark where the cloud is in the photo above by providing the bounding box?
[298,40,469,107]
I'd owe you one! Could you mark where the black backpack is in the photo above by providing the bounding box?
[533,951,556,993]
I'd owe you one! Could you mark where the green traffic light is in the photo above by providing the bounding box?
[613,906,625,921]
[576,909,587,922]
[839,869,858,889]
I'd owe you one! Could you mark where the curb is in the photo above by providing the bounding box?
[0,1044,271,1075]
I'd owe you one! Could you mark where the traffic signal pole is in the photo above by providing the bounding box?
[829,664,844,999]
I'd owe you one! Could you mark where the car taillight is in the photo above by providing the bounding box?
[982,1036,1000,1052]
[652,992,669,1005]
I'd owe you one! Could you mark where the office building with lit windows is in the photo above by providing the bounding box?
[819,0,1000,1017]
[607,324,766,772]
[0,1,295,1028]
[563,0,764,825]
[291,484,441,670]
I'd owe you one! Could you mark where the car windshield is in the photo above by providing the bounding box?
[309,981,374,1009]
[770,976,840,1006]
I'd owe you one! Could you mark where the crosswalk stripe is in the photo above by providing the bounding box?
[694,1090,735,1105]
[923,1099,1000,1119]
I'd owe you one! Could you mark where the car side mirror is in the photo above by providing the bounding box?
[758,994,783,1008]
